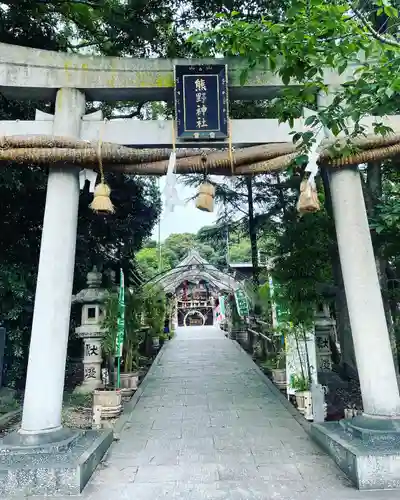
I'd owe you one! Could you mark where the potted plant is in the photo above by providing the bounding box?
[290,373,312,417]
[152,334,160,350]
[142,284,166,352]
[261,350,287,389]
[138,355,151,381]
[118,290,145,399]
[118,340,140,400]
[271,350,287,389]
[261,326,287,389]
[230,295,248,344]
[100,286,144,404]
[287,323,315,419]
[159,332,168,348]
[94,293,122,416]
[165,294,174,339]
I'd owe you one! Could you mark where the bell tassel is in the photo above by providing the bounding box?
[90,119,115,215]
[90,182,115,214]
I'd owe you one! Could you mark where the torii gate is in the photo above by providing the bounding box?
[1,41,400,493]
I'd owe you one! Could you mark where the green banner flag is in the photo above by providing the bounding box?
[116,268,125,358]
[234,289,249,317]
[116,268,125,389]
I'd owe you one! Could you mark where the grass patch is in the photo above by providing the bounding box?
[0,399,19,415]
[63,392,92,409]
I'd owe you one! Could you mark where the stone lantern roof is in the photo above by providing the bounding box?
[72,266,110,304]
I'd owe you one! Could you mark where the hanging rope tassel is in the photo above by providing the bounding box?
[296,175,320,215]
[196,153,215,212]
[90,118,115,215]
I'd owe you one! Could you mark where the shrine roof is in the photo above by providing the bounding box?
[153,249,240,293]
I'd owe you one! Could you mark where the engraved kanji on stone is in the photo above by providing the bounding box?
[320,358,332,371]
[84,367,96,379]
[85,344,99,357]
[316,336,329,349]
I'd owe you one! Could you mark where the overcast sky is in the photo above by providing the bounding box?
[152,177,218,242]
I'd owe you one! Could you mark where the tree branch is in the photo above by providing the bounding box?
[34,0,100,7]
[353,8,400,48]
[230,199,249,216]
[215,183,248,199]
[110,102,147,120]
[68,39,108,50]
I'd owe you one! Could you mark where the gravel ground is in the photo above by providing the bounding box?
[0,412,21,437]
[0,405,93,438]
[62,406,93,429]
[0,362,152,438]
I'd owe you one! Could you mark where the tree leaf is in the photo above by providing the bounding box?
[304,115,317,126]
[296,154,309,165]
[240,68,249,86]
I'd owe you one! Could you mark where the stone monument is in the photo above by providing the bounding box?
[73,267,109,393]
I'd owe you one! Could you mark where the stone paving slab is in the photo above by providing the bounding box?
[23,326,400,499]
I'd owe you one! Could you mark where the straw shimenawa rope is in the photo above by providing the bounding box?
[2,133,400,175]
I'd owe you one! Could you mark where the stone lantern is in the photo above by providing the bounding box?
[72,267,109,393]
[314,303,334,373]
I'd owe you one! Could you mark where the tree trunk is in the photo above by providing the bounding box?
[365,163,398,374]
[107,354,114,387]
[386,264,400,325]
[332,254,358,379]
[321,168,358,378]
[246,176,259,287]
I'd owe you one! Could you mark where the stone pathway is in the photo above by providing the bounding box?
[79,327,400,499]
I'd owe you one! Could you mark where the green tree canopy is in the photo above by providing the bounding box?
[0,0,166,387]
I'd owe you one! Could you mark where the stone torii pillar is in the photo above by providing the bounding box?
[0,88,112,496]
[312,90,400,490]
[328,167,400,418]
[6,87,85,445]
[318,90,400,421]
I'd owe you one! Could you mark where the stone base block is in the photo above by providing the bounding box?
[311,420,400,490]
[0,429,113,496]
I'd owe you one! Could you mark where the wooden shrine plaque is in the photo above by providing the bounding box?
[174,64,228,140]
